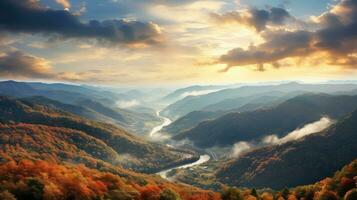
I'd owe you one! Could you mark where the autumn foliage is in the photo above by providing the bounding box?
[220,160,357,200]
[0,160,220,200]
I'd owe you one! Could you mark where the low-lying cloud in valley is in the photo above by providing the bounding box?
[263,117,334,145]
[230,117,334,158]
[230,141,251,158]
[116,100,141,109]
[180,89,221,98]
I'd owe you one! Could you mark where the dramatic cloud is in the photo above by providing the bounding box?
[211,7,291,32]
[0,51,54,79]
[220,30,313,71]
[0,0,164,47]
[0,50,110,82]
[218,0,357,71]
[262,117,333,145]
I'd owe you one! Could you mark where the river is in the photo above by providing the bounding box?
[150,111,172,137]
[149,111,211,179]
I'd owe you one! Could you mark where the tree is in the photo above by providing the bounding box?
[221,188,244,200]
[26,178,45,200]
[337,177,355,197]
[0,190,17,200]
[317,191,338,200]
[160,189,181,200]
[344,189,357,200]
[281,188,290,200]
[251,189,260,200]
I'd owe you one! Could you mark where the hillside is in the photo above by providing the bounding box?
[174,94,357,148]
[163,94,292,136]
[217,108,357,189]
[0,96,197,173]
[0,159,220,200]
[163,110,226,136]
[0,81,161,135]
[162,82,357,119]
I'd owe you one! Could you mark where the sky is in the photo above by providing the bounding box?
[0,0,356,86]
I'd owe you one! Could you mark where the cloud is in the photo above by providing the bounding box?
[230,141,251,158]
[262,117,333,145]
[219,30,313,71]
[0,50,111,82]
[217,0,357,71]
[180,89,221,98]
[116,100,141,109]
[0,51,54,79]
[0,0,164,47]
[55,0,71,9]
[228,117,333,158]
[211,7,291,32]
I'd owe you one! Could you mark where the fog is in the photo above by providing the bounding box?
[230,142,251,158]
[230,117,334,158]
[116,99,140,108]
[263,117,333,145]
[180,89,221,98]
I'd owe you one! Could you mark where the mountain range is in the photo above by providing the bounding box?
[0,96,196,173]
[173,93,357,148]
[0,81,160,135]
[162,82,357,120]
[217,107,357,189]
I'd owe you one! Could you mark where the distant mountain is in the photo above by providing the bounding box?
[163,110,226,135]
[0,96,196,173]
[162,82,357,119]
[201,92,283,112]
[163,94,292,136]
[20,96,114,123]
[217,108,357,189]
[0,81,161,135]
[0,80,117,105]
[173,94,357,148]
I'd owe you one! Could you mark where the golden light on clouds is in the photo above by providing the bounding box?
[0,0,356,85]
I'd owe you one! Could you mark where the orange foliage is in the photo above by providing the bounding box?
[0,160,220,200]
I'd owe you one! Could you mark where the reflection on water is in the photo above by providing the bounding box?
[150,111,172,137]
[149,111,210,180]
[157,155,211,179]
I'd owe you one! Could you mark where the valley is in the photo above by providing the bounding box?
[1,80,357,200]
[148,110,212,180]
[2,0,357,199]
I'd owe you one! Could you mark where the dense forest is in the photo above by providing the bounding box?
[0,159,356,200]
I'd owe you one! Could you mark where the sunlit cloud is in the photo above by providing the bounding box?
[216,0,357,72]
[0,0,164,48]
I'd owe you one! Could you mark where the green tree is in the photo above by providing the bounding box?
[160,189,181,200]
[221,188,244,200]
[12,178,44,200]
[26,178,44,200]
[251,189,260,200]
[281,188,290,200]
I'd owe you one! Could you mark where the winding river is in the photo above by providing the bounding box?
[150,111,211,179]
[150,111,172,137]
